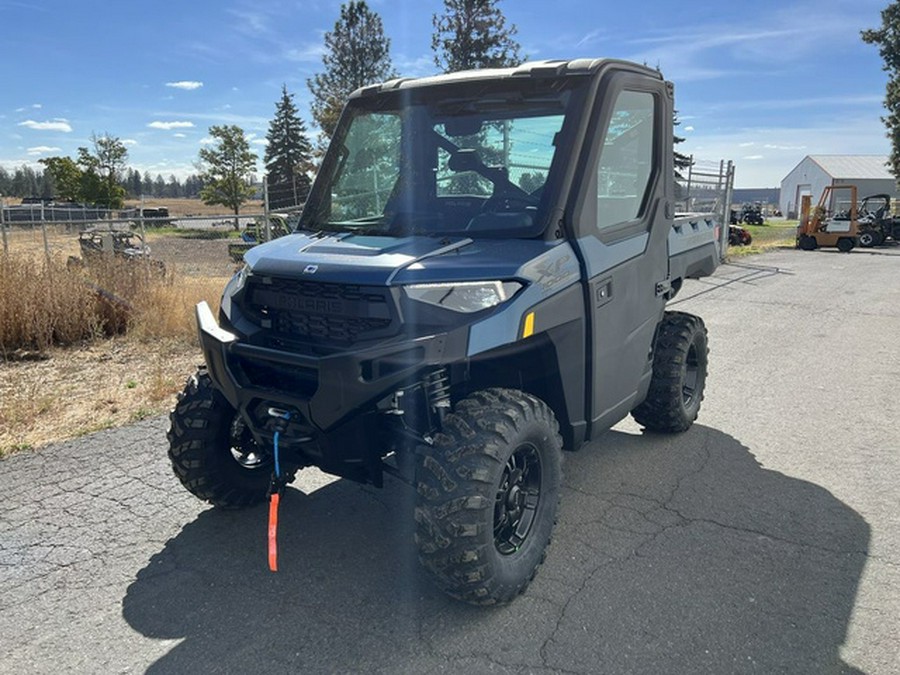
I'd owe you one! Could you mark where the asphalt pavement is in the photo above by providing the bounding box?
[1,245,898,674]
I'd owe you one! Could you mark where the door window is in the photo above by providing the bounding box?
[595,90,655,232]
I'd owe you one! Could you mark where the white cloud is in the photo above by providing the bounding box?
[26,145,61,156]
[199,137,214,145]
[743,155,764,160]
[148,120,195,130]
[681,114,889,187]
[153,110,268,126]
[173,133,187,138]
[32,103,42,109]
[394,54,434,78]
[18,119,73,132]
[684,126,695,132]
[251,139,267,146]
[166,80,204,91]
[121,138,138,146]
[283,42,326,63]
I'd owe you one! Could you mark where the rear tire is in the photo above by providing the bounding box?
[415,389,562,605]
[632,311,708,433]
[859,231,877,247]
[168,369,272,508]
[837,237,854,253]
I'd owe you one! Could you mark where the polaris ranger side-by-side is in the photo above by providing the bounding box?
[168,59,720,605]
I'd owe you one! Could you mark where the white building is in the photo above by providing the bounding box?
[779,155,896,218]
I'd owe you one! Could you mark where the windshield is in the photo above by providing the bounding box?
[300,79,586,238]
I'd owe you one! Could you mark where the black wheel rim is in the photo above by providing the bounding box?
[494,443,542,555]
[228,415,270,470]
[683,342,700,407]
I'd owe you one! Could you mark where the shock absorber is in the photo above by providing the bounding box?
[423,368,451,424]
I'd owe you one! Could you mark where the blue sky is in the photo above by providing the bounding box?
[0,0,892,188]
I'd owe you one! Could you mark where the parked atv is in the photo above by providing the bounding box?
[68,227,165,274]
[858,194,900,247]
[728,224,753,246]
[740,204,765,225]
[227,213,297,262]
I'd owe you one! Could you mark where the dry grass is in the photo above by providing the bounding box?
[0,337,204,456]
[0,241,228,456]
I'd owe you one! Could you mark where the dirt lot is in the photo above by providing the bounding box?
[143,234,238,278]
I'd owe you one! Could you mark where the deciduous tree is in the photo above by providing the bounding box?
[197,125,258,229]
[432,0,522,73]
[39,156,82,201]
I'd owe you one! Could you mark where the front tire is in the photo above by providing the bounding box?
[798,234,817,250]
[415,389,562,605]
[168,369,272,508]
[632,311,709,433]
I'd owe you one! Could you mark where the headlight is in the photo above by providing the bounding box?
[220,264,249,316]
[405,280,522,313]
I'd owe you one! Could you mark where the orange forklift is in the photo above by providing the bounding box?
[796,184,860,252]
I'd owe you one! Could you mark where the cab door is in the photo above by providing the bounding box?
[568,71,673,434]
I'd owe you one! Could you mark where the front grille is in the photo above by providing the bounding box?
[242,276,396,344]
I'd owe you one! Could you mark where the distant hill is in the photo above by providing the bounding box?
[733,188,779,205]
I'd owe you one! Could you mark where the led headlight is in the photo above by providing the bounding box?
[220,264,249,317]
[405,280,522,313]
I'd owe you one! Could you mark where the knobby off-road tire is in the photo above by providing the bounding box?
[415,389,563,606]
[632,311,709,433]
[168,369,272,508]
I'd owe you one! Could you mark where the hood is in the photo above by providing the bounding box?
[244,232,558,286]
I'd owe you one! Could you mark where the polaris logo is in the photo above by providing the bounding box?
[303,264,318,274]
[254,289,345,315]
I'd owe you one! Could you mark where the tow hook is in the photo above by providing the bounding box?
[266,407,292,572]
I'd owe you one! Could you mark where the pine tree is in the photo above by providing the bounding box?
[198,125,258,229]
[673,111,693,184]
[0,167,10,196]
[862,4,900,179]
[265,84,314,208]
[128,168,143,197]
[308,1,396,141]
[143,171,154,197]
[432,0,522,73]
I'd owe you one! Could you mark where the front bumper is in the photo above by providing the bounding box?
[196,301,467,435]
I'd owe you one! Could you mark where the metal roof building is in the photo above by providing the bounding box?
[779,155,896,218]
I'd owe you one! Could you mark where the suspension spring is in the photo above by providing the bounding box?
[424,368,451,421]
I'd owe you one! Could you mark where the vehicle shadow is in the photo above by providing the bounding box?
[123,425,869,674]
